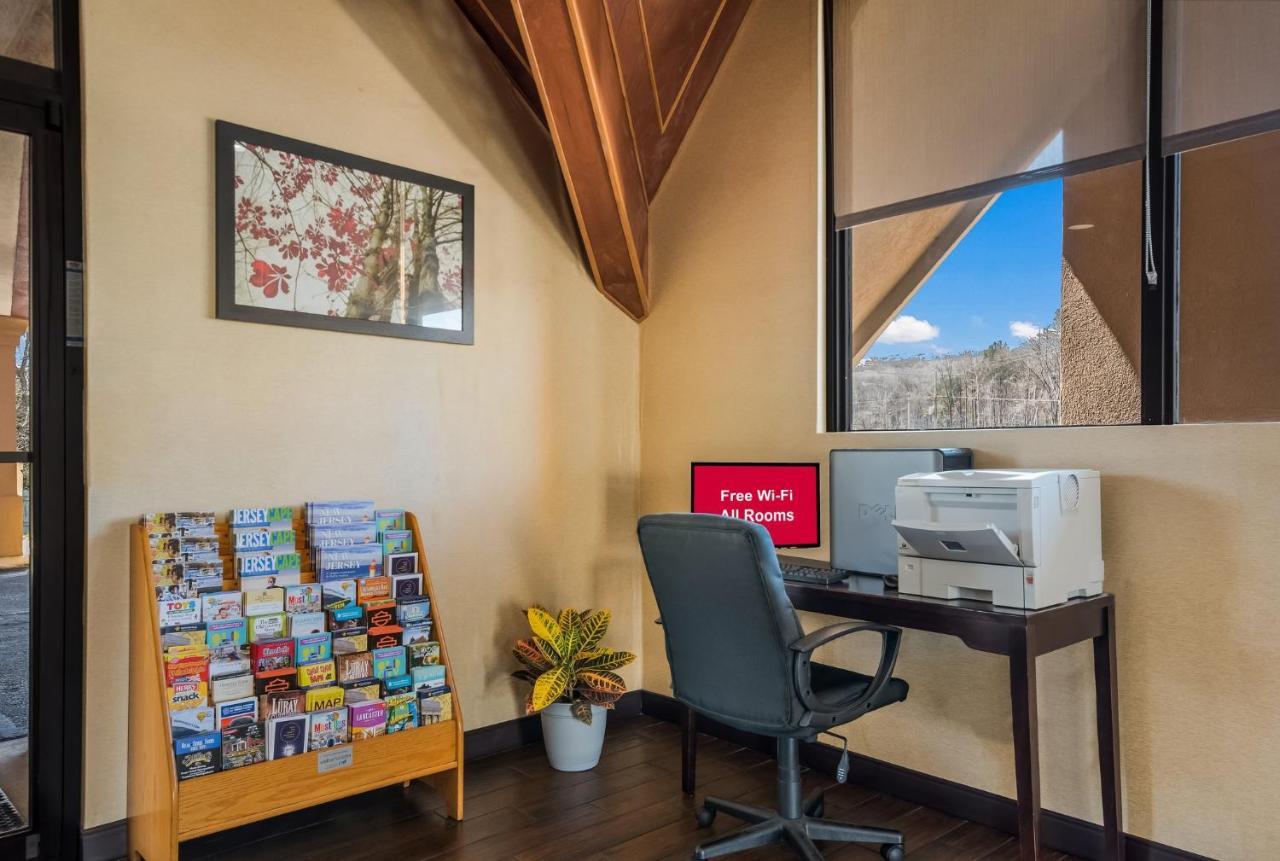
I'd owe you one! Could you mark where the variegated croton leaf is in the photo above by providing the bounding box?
[530,664,573,712]
[513,639,552,671]
[515,606,634,724]
[577,649,635,673]
[578,609,611,652]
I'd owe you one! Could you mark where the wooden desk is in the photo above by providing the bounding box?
[678,573,1122,861]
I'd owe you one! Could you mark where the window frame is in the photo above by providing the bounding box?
[822,0,1191,432]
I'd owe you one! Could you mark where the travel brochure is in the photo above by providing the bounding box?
[140,501,452,781]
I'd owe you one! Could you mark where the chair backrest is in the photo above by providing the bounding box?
[637,513,805,734]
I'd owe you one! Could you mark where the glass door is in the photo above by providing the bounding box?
[0,3,82,858]
[0,92,78,860]
[0,122,34,845]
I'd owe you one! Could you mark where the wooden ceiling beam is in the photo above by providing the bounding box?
[512,0,650,318]
[454,0,545,119]
[605,0,751,201]
[463,1,751,320]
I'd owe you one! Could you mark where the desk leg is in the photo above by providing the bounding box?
[1010,629,1041,861]
[682,705,697,795]
[1094,603,1124,860]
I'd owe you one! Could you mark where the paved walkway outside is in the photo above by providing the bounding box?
[0,569,28,741]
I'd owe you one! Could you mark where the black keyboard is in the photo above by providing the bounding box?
[779,562,854,585]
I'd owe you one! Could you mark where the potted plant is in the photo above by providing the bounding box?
[512,606,635,771]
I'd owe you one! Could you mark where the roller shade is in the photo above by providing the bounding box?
[1163,0,1280,153]
[831,0,1146,225]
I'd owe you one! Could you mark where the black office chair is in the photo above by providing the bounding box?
[637,513,909,861]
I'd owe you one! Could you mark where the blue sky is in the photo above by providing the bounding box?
[864,177,1063,360]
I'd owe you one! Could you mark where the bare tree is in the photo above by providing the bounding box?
[852,319,1061,430]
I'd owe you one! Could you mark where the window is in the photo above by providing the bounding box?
[825,0,1280,430]
[0,1,56,68]
[848,163,1143,430]
[1163,0,1280,423]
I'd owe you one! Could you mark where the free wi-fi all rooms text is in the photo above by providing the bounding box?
[717,488,797,523]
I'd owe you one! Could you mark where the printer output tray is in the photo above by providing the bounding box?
[892,519,1023,567]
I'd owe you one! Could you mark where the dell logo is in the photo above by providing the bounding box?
[858,503,893,522]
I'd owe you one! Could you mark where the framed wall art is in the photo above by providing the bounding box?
[215,120,474,344]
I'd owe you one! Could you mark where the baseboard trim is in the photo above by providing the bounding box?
[81,818,127,861]
[83,691,644,861]
[463,709,545,761]
[640,691,1208,861]
[464,689,642,761]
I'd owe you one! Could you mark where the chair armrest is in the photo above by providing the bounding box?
[789,623,902,721]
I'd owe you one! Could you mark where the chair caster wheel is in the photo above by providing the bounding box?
[880,844,905,861]
[695,804,716,828]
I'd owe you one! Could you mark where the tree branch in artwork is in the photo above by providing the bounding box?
[232,142,465,325]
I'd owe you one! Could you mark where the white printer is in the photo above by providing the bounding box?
[892,469,1103,610]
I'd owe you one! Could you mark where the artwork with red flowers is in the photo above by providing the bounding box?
[216,122,474,344]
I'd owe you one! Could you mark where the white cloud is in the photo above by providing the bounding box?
[930,344,952,355]
[969,315,986,327]
[879,315,940,344]
[1009,320,1042,340]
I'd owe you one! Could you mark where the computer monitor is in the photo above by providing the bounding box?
[690,462,820,548]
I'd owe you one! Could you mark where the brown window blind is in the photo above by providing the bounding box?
[1163,0,1280,153]
[831,0,1146,226]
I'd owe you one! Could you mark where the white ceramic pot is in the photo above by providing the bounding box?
[540,702,607,771]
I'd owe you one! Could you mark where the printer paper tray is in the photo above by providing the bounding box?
[892,519,1024,567]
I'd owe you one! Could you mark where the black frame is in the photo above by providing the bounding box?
[0,2,85,859]
[215,121,476,345]
[822,0,1193,432]
[689,462,822,549]
[1141,0,1177,426]
[822,0,852,433]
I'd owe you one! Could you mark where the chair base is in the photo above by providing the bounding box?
[693,794,904,860]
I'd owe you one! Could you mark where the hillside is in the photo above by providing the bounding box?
[852,325,1061,429]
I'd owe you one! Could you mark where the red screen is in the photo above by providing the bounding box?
[690,463,820,548]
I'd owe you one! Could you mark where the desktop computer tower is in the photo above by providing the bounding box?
[830,448,972,576]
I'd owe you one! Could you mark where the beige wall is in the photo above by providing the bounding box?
[640,2,1280,859]
[82,0,642,829]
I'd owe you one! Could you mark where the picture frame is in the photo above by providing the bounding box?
[215,120,475,344]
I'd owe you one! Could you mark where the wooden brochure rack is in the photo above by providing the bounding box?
[127,512,463,861]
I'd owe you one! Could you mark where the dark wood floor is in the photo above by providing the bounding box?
[183,715,1080,860]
